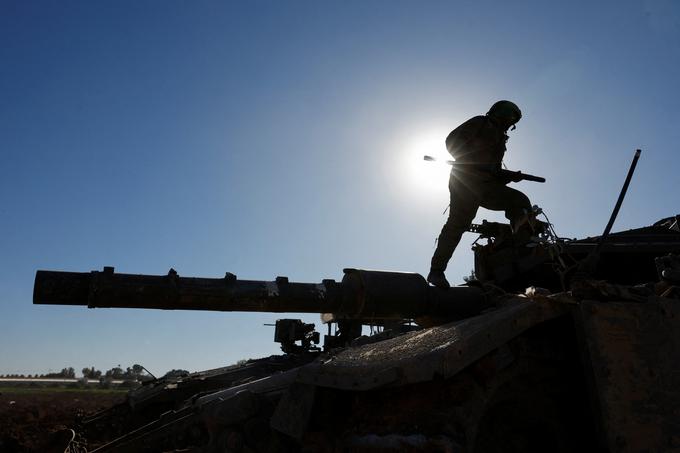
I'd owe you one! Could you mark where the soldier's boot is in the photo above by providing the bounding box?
[510,209,531,234]
[510,209,539,245]
[427,269,451,289]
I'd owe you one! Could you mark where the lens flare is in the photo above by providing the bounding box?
[400,131,451,197]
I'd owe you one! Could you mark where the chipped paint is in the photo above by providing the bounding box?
[265,281,279,297]
[315,283,327,299]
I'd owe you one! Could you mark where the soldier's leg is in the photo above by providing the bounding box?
[430,192,480,272]
[480,184,532,230]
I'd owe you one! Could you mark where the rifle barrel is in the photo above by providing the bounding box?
[422,155,545,183]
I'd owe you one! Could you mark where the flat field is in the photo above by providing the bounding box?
[0,386,126,452]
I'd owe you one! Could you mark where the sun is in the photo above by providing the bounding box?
[400,130,452,196]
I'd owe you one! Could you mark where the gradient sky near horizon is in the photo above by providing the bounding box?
[1,0,679,376]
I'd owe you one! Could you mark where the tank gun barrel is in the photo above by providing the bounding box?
[34,267,339,313]
[33,267,489,321]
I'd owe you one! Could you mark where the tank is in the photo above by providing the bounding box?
[31,152,680,452]
[31,213,680,453]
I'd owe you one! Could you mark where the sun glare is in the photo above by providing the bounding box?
[401,131,452,197]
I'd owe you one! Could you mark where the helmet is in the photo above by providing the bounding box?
[487,100,522,126]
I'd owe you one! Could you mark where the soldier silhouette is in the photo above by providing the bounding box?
[428,100,533,289]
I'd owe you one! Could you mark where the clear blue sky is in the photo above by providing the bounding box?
[1,0,678,376]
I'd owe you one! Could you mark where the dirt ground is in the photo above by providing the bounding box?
[0,387,126,452]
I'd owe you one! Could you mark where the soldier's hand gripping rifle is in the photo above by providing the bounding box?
[423,155,546,183]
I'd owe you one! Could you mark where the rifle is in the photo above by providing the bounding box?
[423,155,546,183]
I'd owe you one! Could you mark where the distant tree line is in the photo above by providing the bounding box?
[0,364,161,381]
[0,367,77,379]
[1,365,198,382]
[163,369,190,379]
